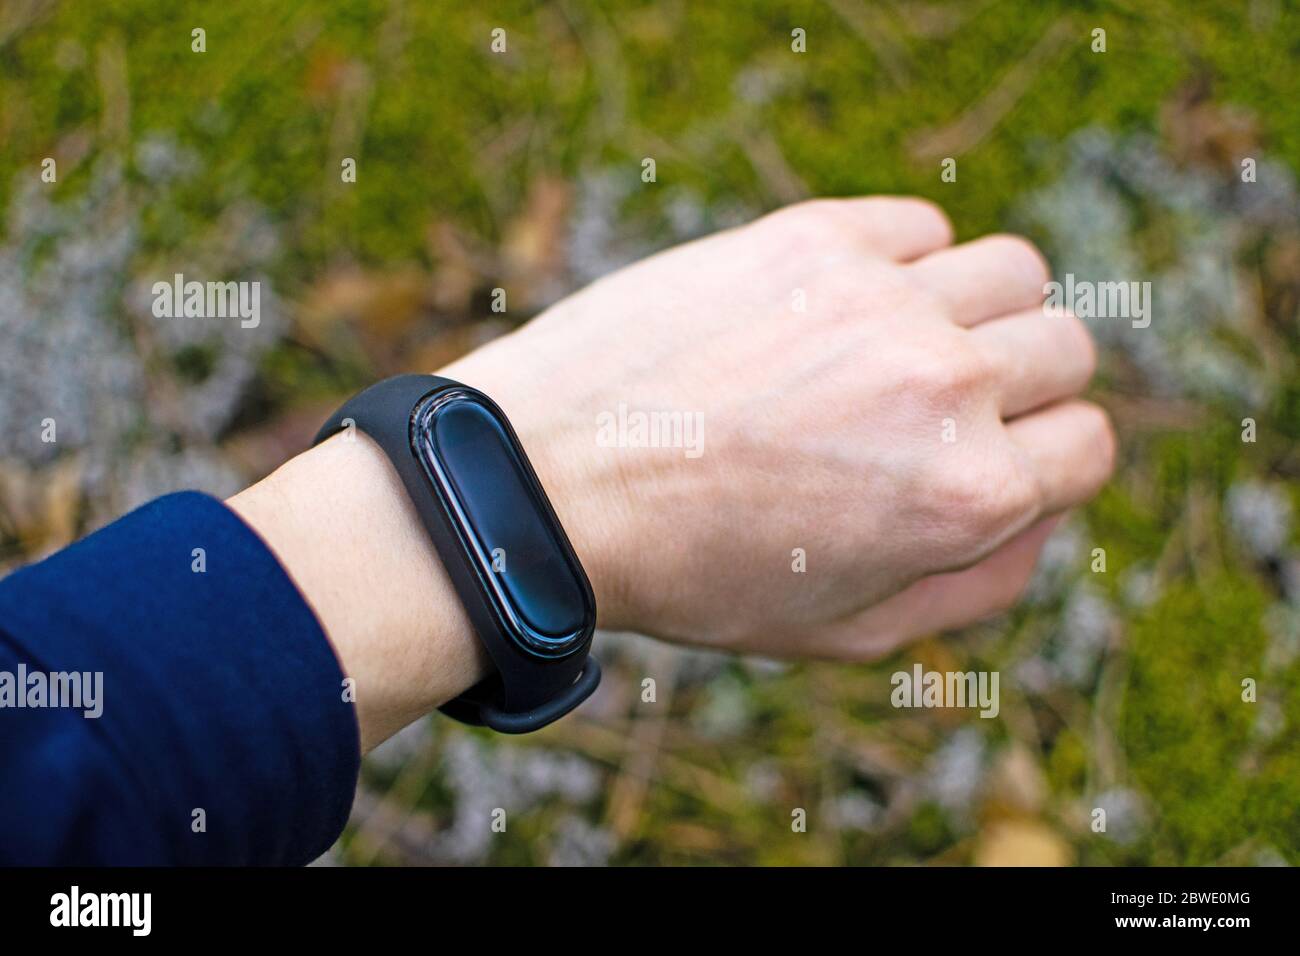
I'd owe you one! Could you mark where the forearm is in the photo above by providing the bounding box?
[227,433,485,752]
[0,492,359,864]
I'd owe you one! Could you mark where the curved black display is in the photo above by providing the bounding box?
[413,389,593,655]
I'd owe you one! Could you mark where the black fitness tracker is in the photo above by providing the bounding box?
[312,374,600,733]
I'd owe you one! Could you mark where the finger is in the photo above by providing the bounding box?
[969,307,1097,418]
[780,196,955,261]
[1005,400,1116,514]
[905,234,1050,326]
[813,516,1061,661]
[883,515,1061,637]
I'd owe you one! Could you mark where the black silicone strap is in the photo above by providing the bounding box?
[312,374,599,733]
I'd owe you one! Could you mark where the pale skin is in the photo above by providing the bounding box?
[228,196,1115,753]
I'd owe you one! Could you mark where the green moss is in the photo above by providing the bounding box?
[1046,728,1089,794]
[1121,574,1298,864]
[906,801,953,857]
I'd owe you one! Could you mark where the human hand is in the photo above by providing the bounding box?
[445,196,1114,661]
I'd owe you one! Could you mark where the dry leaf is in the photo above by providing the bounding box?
[296,265,431,354]
[1160,79,1260,171]
[499,175,571,311]
[984,744,1048,817]
[974,819,1072,867]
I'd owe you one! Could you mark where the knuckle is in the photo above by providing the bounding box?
[925,452,1037,559]
[902,341,993,403]
[818,260,908,312]
[763,199,851,239]
[998,460,1044,524]
[885,268,953,319]
[932,465,988,519]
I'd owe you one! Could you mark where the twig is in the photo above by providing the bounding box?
[908,16,1075,160]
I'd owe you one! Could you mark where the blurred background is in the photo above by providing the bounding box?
[1,0,1298,865]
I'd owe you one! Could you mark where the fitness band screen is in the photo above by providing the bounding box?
[414,390,592,654]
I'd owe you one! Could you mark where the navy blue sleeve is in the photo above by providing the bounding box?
[0,492,360,865]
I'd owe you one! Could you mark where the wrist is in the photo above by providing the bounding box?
[227,360,634,751]
[227,430,491,752]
